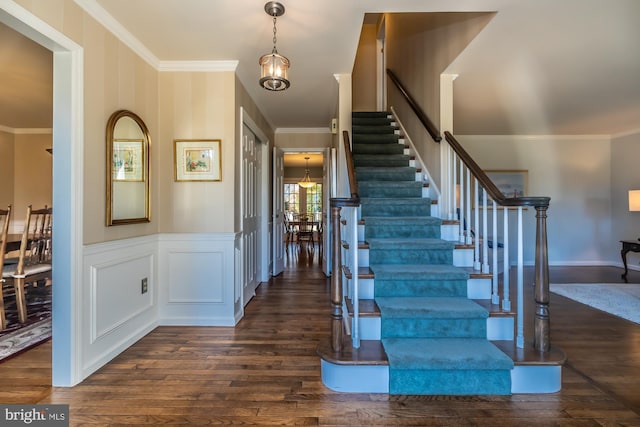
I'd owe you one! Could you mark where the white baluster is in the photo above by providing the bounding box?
[473,179,481,271]
[458,163,464,243]
[492,200,499,305]
[351,207,360,349]
[465,167,472,245]
[502,207,511,312]
[516,207,524,349]
[452,152,457,221]
[482,190,489,274]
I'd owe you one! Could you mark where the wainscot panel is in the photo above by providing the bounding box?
[82,235,158,379]
[158,233,241,326]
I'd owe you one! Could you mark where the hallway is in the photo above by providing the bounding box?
[1,260,640,425]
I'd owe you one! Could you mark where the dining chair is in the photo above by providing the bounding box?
[5,205,52,324]
[297,218,315,250]
[0,205,12,330]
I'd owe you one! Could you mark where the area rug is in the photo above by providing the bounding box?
[0,318,51,361]
[0,282,52,361]
[550,283,640,325]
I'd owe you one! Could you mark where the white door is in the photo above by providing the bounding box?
[242,124,260,306]
[272,147,285,275]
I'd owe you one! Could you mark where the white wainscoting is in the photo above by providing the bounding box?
[80,232,242,382]
[82,235,158,379]
[158,233,242,326]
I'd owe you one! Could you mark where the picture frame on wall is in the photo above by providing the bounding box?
[174,139,222,182]
[112,139,144,182]
[477,170,528,205]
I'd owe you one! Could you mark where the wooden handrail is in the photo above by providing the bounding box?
[343,130,359,201]
[385,70,552,353]
[387,69,442,143]
[444,131,550,209]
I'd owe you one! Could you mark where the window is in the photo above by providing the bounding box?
[284,183,300,218]
[305,183,322,221]
[284,183,322,221]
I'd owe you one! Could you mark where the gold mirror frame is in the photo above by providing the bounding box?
[106,110,151,226]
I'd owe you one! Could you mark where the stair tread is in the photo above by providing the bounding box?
[317,339,388,366]
[382,337,514,370]
[347,299,516,318]
[376,296,488,319]
[317,338,564,367]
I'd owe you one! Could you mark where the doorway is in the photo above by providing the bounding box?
[280,151,326,268]
[0,4,82,386]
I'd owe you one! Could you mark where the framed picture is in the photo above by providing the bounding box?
[477,170,528,205]
[112,139,144,181]
[174,139,222,182]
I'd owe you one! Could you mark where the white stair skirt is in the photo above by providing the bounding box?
[511,365,562,393]
[321,360,389,393]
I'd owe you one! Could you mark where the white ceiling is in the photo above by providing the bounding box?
[1,0,639,136]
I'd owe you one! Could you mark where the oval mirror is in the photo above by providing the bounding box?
[106,110,150,225]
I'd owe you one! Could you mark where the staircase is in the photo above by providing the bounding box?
[353,111,514,395]
[319,111,564,395]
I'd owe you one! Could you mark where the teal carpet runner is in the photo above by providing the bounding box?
[353,111,513,395]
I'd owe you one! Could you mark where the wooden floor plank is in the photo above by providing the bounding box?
[2,250,640,425]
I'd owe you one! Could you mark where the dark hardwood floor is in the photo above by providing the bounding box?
[2,247,640,426]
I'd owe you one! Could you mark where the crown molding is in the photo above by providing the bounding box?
[158,60,239,72]
[612,128,640,139]
[456,134,611,142]
[73,0,160,68]
[0,124,52,134]
[275,128,331,134]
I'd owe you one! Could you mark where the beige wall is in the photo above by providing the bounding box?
[157,71,236,233]
[0,130,14,209]
[611,130,640,266]
[13,133,52,223]
[352,23,377,112]
[0,131,51,225]
[459,134,614,265]
[385,12,494,188]
[14,0,159,244]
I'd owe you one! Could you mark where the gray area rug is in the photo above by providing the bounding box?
[550,283,640,324]
[0,318,51,361]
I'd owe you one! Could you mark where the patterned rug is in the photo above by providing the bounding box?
[0,282,52,362]
[550,283,640,325]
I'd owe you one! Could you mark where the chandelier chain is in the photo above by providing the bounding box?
[272,16,278,53]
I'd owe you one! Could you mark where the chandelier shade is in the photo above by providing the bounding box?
[259,2,290,91]
[298,157,315,188]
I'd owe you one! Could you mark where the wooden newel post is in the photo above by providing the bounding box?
[534,204,550,352]
[330,205,343,352]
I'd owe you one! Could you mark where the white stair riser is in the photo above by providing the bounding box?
[468,277,492,299]
[320,361,561,394]
[354,247,473,269]
[441,224,459,241]
[355,314,513,341]
[453,248,474,267]
[357,277,491,302]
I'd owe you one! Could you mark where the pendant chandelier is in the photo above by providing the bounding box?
[298,157,314,188]
[259,2,290,91]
